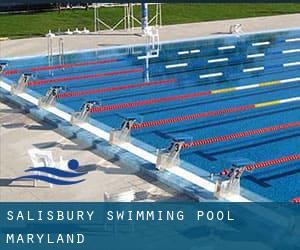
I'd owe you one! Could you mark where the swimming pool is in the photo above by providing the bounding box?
[1,28,300,202]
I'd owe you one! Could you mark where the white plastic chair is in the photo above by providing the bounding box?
[229,24,243,35]
[104,190,135,202]
[73,28,82,34]
[45,30,55,38]
[65,29,73,35]
[28,148,56,188]
[103,190,135,232]
[82,27,90,34]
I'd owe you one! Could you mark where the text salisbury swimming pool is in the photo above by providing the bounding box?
[4,209,234,244]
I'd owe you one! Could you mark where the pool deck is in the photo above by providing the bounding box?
[1,13,299,58]
[0,101,191,201]
[0,14,299,202]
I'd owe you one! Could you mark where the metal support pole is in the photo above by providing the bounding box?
[159,4,162,27]
[127,4,131,30]
[141,3,148,33]
[47,36,53,76]
[124,4,127,30]
[130,4,134,29]
[58,38,64,69]
[94,5,97,32]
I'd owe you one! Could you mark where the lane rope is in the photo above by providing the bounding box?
[90,77,300,113]
[3,59,118,75]
[182,121,300,148]
[133,105,254,129]
[242,154,300,172]
[291,197,300,203]
[57,78,177,98]
[131,96,300,129]
[28,68,143,86]
[219,154,300,181]
[91,90,212,112]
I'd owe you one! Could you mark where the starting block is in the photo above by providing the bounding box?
[214,170,242,199]
[38,86,65,108]
[11,73,32,95]
[71,101,99,124]
[109,114,143,145]
[214,158,254,199]
[0,62,7,74]
[156,135,192,170]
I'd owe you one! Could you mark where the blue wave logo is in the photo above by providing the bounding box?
[13,159,86,185]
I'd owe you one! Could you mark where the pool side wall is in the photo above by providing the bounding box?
[0,85,217,201]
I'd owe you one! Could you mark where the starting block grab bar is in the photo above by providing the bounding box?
[0,62,7,74]
[156,135,192,170]
[38,86,65,108]
[71,101,100,124]
[11,73,32,95]
[109,114,143,145]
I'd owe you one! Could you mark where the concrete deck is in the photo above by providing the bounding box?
[1,14,299,58]
[0,14,299,201]
[0,101,190,201]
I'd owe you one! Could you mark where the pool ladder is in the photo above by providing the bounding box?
[58,38,65,69]
[47,36,53,75]
[47,36,65,75]
[144,27,160,82]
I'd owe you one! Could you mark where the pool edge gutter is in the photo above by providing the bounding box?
[0,81,221,202]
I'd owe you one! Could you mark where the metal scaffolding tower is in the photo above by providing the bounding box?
[93,3,162,32]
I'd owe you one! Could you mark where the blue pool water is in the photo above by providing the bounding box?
[2,28,300,201]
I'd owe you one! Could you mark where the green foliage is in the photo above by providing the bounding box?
[0,4,299,39]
